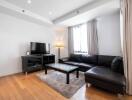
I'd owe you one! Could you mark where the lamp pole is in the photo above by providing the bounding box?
[58,47,60,60]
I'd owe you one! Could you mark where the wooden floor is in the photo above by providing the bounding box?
[0,71,132,100]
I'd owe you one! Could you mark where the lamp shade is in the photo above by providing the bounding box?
[55,42,64,48]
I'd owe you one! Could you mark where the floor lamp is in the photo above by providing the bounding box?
[55,42,64,62]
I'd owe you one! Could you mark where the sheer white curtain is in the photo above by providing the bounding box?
[73,24,88,53]
[68,20,98,55]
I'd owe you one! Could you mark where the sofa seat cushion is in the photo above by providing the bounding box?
[63,61,94,70]
[63,61,81,66]
[78,63,94,69]
[85,67,125,86]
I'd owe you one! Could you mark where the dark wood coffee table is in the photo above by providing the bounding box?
[45,63,79,84]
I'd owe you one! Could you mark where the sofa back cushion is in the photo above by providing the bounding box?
[81,55,98,64]
[97,55,116,67]
[68,54,82,62]
[111,56,124,74]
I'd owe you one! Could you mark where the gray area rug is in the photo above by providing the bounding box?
[37,71,85,98]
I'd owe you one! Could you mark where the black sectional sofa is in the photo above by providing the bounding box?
[59,54,126,94]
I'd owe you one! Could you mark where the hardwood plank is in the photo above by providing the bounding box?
[0,72,131,100]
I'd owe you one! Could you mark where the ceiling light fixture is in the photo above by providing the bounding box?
[27,0,32,4]
[49,11,53,15]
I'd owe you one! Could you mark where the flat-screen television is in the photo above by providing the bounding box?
[30,42,46,55]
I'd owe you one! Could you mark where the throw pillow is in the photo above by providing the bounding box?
[111,56,124,74]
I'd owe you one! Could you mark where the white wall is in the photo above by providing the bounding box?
[97,11,122,56]
[0,13,68,77]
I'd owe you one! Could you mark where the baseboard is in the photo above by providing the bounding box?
[0,71,22,78]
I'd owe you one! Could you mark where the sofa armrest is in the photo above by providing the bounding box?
[59,57,69,63]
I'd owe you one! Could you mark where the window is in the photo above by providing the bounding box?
[73,23,88,54]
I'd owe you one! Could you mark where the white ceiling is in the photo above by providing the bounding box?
[1,0,120,26]
[56,0,120,26]
[5,0,95,20]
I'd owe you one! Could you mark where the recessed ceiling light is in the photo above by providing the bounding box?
[49,11,53,15]
[27,0,31,4]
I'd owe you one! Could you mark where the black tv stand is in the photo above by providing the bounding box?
[21,54,55,74]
